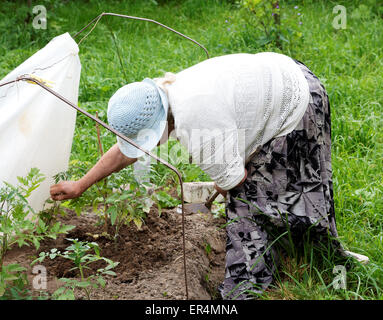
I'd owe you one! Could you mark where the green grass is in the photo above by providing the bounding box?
[1,0,382,300]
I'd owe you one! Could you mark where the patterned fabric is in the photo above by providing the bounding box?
[218,60,343,300]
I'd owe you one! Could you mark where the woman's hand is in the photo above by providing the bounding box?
[214,169,248,198]
[214,183,228,198]
[50,181,84,201]
[49,143,137,202]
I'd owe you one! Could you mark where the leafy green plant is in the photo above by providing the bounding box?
[62,157,180,242]
[32,238,119,300]
[59,159,95,217]
[154,190,180,209]
[0,168,75,297]
[104,175,181,241]
[0,264,28,300]
[204,242,212,256]
[237,0,303,49]
[63,158,151,236]
[106,178,154,241]
[211,202,226,219]
[39,171,71,226]
[239,0,281,47]
[0,263,49,300]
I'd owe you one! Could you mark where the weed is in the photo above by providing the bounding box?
[204,242,212,257]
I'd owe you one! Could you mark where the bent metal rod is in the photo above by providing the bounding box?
[72,12,210,59]
[0,76,189,300]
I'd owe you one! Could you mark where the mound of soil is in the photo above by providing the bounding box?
[4,206,227,300]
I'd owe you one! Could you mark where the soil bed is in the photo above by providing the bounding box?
[4,206,226,300]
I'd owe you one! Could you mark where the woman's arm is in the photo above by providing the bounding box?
[50,143,136,201]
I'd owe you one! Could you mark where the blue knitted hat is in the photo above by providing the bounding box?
[107,78,168,158]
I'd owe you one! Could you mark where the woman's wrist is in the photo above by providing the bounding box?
[76,178,89,195]
[214,169,248,197]
[214,183,228,198]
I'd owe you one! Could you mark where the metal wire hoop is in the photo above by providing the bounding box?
[73,12,210,59]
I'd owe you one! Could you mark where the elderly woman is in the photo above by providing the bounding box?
[50,52,363,299]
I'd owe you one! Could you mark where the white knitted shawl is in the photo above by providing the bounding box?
[156,52,310,190]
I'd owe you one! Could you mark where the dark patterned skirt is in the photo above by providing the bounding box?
[218,60,344,300]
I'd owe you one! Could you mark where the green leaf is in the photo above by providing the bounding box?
[0,285,5,297]
[75,281,91,288]
[16,237,28,247]
[5,263,26,273]
[119,193,130,201]
[56,223,76,234]
[97,276,106,287]
[92,200,99,212]
[74,206,82,216]
[31,252,47,265]
[155,191,180,208]
[31,237,40,250]
[133,218,143,230]
[53,287,75,300]
[3,274,18,281]
[103,260,119,270]
[60,200,71,208]
[90,243,100,256]
[49,253,57,259]
[108,207,118,226]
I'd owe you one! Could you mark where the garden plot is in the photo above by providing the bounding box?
[4,206,226,300]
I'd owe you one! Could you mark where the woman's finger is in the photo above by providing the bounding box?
[50,188,64,197]
[52,193,67,201]
[50,184,63,194]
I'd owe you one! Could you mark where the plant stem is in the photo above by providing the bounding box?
[0,207,9,271]
[259,19,270,38]
[78,264,91,300]
[273,1,282,49]
[105,21,128,83]
[0,247,4,272]
[0,234,8,273]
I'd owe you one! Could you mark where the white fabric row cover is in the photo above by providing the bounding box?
[0,32,81,213]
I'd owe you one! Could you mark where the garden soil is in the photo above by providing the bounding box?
[4,206,227,300]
